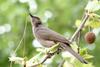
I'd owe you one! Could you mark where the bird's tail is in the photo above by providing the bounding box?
[61,44,88,64]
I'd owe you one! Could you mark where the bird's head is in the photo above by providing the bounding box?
[29,13,42,27]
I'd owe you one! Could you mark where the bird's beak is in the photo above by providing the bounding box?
[29,13,34,18]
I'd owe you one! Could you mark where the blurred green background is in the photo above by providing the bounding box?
[0,0,100,67]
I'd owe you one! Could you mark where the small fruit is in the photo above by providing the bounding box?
[84,32,96,44]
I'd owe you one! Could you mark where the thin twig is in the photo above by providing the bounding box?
[41,55,50,64]
[31,53,54,67]
[70,13,89,42]
[31,49,60,67]
[9,61,13,67]
[14,17,27,53]
[41,52,55,64]
[77,31,81,54]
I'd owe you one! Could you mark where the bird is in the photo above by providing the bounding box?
[29,13,88,64]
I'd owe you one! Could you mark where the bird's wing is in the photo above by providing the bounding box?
[36,27,71,44]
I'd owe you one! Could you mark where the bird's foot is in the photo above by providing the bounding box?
[56,47,62,54]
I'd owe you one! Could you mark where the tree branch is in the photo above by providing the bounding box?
[70,13,89,42]
[31,49,60,67]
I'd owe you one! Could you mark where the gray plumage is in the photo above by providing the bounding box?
[29,13,88,64]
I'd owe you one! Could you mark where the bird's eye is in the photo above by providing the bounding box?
[35,21,42,27]
[37,22,41,25]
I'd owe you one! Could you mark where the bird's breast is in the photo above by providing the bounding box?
[32,27,55,48]
[37,39,55,48]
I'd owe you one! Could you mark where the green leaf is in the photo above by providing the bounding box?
[89,21,100,28]
[48,43,60,53]
[75,20,89,28]
[80,48,87,56]
[83,54,94,59]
